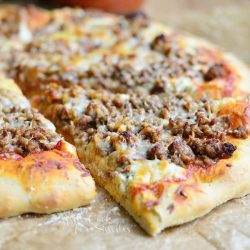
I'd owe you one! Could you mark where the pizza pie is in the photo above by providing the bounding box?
[0,77,95,218]
[1,5,250,236]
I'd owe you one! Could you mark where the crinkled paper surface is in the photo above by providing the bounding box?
[1,0,250,249]
[0,188,250,250]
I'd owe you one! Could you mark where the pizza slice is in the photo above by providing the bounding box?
[32,83,250,235]
[0,78,95,218]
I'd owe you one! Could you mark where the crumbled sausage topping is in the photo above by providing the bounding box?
[0,107,61,156]
[12,43,231,97]
[204,63,230,82]
[0,6,244,169]
[39,84,243,169]
[4,7,151,76]
[22,9,149,55]
[8,10,236,99]
[150,33,232,85]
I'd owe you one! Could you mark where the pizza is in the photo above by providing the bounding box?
[0,77,95,218]
[1,5,250,236]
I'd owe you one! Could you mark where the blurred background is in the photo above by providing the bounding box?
[2,0,250,64]
[144,0,250,65]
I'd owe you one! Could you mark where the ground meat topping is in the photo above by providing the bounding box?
[188,138,236,160]
[1,6,238,104]
[168,137,195,166]
[20,8,150,56]
[40,85,246,169]
[11,26,235,99]
[25,37,102,55]
[0,107,61,157]
[150,33,173,54]
[204,63,229,82]
[149,33,235,90]
[147,143,167,160]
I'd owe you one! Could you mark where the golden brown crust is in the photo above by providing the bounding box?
[76,134,250,236]
[0,141,95,218]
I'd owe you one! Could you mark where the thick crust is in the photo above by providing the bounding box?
[78,137,250,236]
[0,141,95,218]
[129,137,250,235]
[154,137,250,235]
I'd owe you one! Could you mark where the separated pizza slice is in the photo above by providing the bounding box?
[0,78,95,218]
[32,83,250,235]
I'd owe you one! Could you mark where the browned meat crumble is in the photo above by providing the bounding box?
[0,107,61,156]
[9,15,232,98]
[37,84,243,168]
[11,45,228,97]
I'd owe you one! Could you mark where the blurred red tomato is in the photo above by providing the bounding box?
[59,0,144,14]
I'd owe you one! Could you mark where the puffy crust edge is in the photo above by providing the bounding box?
[150,22,250,96]
[78,137,250,236]
[0,140,96,218]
